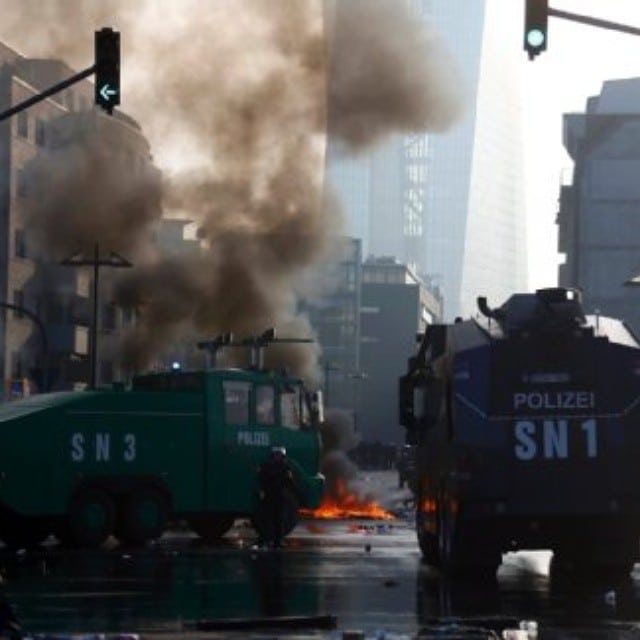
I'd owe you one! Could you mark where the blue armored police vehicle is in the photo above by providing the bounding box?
[400,287,640,576]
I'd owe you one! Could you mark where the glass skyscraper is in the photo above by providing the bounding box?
[327,0,528,319]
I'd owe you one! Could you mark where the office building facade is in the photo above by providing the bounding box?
[558,78,640,332]
[358,256,442,445]
[302,237,362,411]
[0,42,159,394]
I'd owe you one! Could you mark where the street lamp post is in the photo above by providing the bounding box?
[61,243,132,389]
[346,370,368,436]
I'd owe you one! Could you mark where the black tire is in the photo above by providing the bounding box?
[417,507,440,566]
[189,514,235,543]
[251,487,299,542]
[0,514,50,550]
[117,487,170,547]
[430,494,499,578]
[435,496,454,570]
[68,487,115,548]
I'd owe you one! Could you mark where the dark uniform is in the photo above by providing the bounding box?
[0,585,21,640]
[257,447,297,548]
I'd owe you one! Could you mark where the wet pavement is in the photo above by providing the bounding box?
[0,473,640,638]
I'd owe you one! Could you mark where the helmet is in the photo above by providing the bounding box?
[271,446,287,457]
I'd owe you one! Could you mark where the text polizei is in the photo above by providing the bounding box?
[513,391,595,411]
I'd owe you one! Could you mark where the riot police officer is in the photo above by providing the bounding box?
[256,446,297,548]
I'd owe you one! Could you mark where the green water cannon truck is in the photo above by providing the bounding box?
[0,330,325,548]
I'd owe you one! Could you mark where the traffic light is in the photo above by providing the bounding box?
[524,0,548,60]
[94,27,120,114]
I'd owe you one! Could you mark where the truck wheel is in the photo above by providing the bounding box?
[436,498,453,569]
[434,497,499,578]
[68,488,115,548]
[415,498,456,570]
[189,514,235,543]
[118,487,169,547]
[416,509,440,566]
[0,515,50,550]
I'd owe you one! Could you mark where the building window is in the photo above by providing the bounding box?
[17,111,28,138]
[421,307,434,325]
[74,326,89,355]
[16,169,27,198]
[35,119,46,146]
[14,228,26,258]
[13,289,24,317]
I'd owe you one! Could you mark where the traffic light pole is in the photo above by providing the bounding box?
[0,65,96,122]
[548,7,640,37]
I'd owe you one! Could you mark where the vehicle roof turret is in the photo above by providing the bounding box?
[477,287,586,334]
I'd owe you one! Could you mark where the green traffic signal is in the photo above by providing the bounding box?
[526,28,546,48]
[524,0,548,59]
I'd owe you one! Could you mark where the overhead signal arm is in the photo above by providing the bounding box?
[0,27,120,122]
[525,1,640,60]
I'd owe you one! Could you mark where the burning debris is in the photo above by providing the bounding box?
[305,408,396,521]
[301,478,395,521]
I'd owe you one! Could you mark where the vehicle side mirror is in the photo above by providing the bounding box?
[399,373,442,433]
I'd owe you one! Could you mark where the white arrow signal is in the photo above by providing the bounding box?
[99,83,118,102]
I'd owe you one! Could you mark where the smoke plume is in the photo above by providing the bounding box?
[23,122,162,260]
[0,0,464,377]
[326,0,464,151]
[319,408,360,498]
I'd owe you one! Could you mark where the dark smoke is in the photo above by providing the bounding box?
[326,0,464,151]
[0,0,465,378]
[319,408,360,499]
[23,123,162,260]
[114,250,324,381]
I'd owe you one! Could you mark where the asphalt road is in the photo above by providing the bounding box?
[1,472,640,639]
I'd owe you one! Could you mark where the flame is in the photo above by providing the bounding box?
[301,479,395,520]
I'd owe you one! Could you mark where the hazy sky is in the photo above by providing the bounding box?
[522,0,640,290]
